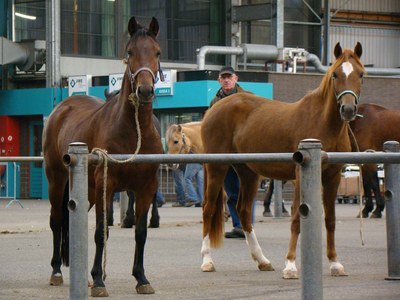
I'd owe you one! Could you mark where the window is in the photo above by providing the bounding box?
[13,0,225,63]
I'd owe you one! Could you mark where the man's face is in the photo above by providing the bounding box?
[218,73,238,94]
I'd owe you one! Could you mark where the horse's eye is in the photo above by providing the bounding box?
[174,140,179,144]
[332,73,337,79]
[156,51,161,57]
[360,73,364,79]
[127,50,132,56]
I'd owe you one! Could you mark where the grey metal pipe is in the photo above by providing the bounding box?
[324,152,400,164]
[307,53,400,76]
[298,139,323,300]
[196,46,244,70]
[383,141,400,280]
[274,180,283,218]
[90,153,294,165]
[68,142,89,300]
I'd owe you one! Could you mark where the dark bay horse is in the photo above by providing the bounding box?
[107,112,162,229]
[350,103,400,218]
[43,16,163,296]
[200,42,365,279]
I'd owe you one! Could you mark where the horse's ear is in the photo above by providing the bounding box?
[177,125,182,132]
[128,16,139,37]
[334,42,342,59]
[354,42,362,59]
[148,17,160,38]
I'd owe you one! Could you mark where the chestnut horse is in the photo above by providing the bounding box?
[350,103,400,218]
[200,42,365,279]
[43,16,163,296]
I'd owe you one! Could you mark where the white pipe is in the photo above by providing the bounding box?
[197,46,244,70]
[307,53,400,76]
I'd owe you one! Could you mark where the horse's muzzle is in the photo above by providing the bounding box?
[137,84,155,104]
[340,103,357,122]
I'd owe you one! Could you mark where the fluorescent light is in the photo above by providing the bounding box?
[15,12,37,20]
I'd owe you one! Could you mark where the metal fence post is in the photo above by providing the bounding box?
[383,141,400,280]
[297,138,323,300]
[68,142,89,299]
[274,180,283,218]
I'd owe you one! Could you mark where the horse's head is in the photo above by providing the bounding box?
[326,42,365,122]
[125,16,162,104]
[166,124,191,155]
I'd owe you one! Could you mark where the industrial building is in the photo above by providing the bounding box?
[1,0,399,200]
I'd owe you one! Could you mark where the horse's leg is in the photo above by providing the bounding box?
[235,164,274,271]
[284,169,301,279]
[49,177,69,286]
[90,186,114,297]
[122,190,136,228]
[323,170,348,277]
[132,181,158,294]
[263,179,274,217]
[149,192,160,228]
[107,194,114,226]
[359,166,373,217]
[368,167,385,218]
[201,164,229,272]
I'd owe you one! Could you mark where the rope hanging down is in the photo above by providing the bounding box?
[347,122,365,246]
[91,94,143,281]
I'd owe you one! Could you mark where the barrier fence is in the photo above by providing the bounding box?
[1,139,400,300]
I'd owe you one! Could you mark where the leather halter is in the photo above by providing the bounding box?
[125,57,165,103]
[178,132,190,154]
[332,76,361,105]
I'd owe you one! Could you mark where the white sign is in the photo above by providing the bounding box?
[155,70,176,96]
[109,73,124,93]
[68,75,92,97]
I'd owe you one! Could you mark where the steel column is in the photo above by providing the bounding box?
[383,141,400,280]
[298,139,323,300]
[68,142,89,300]
[274,180,282,218]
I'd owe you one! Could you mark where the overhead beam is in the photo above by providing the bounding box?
[232,3,272,22]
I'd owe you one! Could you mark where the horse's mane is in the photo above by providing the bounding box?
[166,123,179,144]
[319,48,364,100]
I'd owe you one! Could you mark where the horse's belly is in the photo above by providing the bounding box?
[247,162,296,181]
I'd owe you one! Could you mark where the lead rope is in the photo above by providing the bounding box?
[91,91,142,281]
[347,122,365,246]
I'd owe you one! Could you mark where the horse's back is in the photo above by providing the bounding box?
[43,95,105,168]
[202,93,299,154]
[351,103,400,151]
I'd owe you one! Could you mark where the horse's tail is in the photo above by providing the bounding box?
[61,181,70,267]
[203,165,225,249]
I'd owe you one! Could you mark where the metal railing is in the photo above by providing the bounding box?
[2,139,400,300]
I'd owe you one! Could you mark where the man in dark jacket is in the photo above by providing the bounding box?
[209,66,256,239]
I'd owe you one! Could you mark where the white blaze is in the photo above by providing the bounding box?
[342,61,354,78]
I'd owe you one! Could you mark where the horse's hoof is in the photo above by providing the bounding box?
[258,262,275,271]
[263,211,273,217]
[282,270,299,279]
[331,267,348,276]
[49,273,63,285]
[121,222,133,228]
[370,212,382,218]
[136,284,155,294]
[91,286,109,297]
[201,262,216,272]
[356,213,369,218]
[149,221,160,228]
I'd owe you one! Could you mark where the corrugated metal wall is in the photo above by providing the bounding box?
[325,0,400,68]
[329,26,400,68]
[327,0,400,13]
